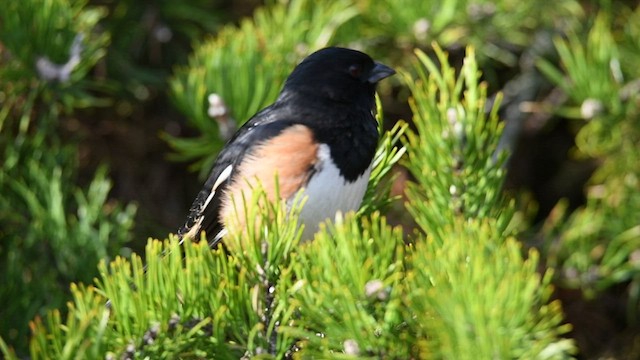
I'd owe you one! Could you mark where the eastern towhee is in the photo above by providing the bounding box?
[178,47,395,246]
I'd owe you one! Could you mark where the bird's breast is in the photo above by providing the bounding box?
[293,144,371,240]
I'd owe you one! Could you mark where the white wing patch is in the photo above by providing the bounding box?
[182,164,234,242]
[203,164,233,210]
[295,144,371,240]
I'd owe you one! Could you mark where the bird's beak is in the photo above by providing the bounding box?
[367,62,396,83]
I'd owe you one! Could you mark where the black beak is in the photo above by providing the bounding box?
[367,62,396,83]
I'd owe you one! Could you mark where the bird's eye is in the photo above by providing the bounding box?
[349,64,362,78]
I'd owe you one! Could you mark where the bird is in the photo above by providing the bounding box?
[177,47,395,246]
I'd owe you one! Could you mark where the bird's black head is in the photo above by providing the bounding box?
[281,47,395,107]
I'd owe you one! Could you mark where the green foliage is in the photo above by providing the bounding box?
[0,130,136,354]
[353,0,582,65]
[5,46,575,359]
[0,0,107,80]
[0,0,110,116]
[98,0,225,97]
[1,142,135,278]
[0,0,136,353]
[168,0,358,177]
[537,9,640,311]
[403,45,513,241]
[407,220,573,359]
[3,185,302,359]
[538,15,625,132]
[5,0,639,357]
[359,97,408,217]
[23,240,224,359]
[402,45,574,358]
[285,213,408,358]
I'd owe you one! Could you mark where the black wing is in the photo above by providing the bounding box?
[177,104,295,245]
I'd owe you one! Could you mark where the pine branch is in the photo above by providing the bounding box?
[538,11,640,307]
[0,1,127,353]
[359,96,408,217]
[401,44,575,358]
[403,44,513,242]
[357,0,582,65]
[282,213,407,358]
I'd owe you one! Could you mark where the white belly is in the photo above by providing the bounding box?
[294,144,371,241]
